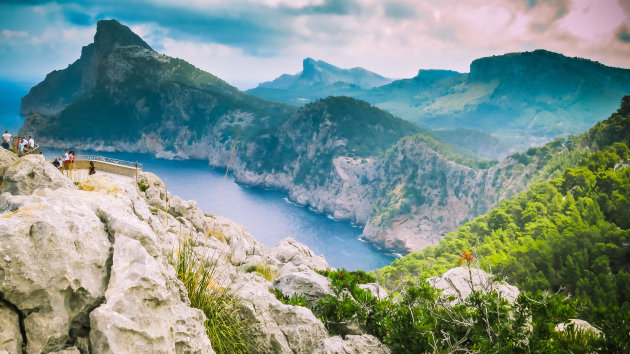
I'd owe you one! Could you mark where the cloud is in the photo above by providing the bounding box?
[1,30,28,39]
[0,0,628,88]
[383,1,417,19]
[286,0,360,15]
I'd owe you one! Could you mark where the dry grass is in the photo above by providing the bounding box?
[78,176,120,195]
[169,240,252,354]
[3,204,43,218]
[246,264,278,282]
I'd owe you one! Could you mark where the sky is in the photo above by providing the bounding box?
[0,0,629,90]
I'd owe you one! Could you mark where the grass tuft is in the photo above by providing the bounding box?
[246,264,277,282]
[169,240,252,354]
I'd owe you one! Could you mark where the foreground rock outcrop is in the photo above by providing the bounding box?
[0,149,388,353]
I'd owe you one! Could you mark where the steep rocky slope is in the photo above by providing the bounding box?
[0,148,391,353]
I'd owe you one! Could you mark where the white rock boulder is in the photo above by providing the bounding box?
[428,267,520,304]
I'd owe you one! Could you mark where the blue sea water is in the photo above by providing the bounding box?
[1,81,396,271]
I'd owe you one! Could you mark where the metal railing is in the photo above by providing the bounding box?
[76,155,143,169]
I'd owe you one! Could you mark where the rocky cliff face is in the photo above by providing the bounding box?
[20,20,294,157]
[0,148,391,353]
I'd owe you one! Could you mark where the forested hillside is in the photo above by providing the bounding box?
[377,97,630,349]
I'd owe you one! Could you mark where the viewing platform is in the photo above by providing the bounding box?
[56,155,143,184]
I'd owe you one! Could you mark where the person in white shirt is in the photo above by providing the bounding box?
[63,150,70,170]
[28,136,34,148]
[1,130,9,150]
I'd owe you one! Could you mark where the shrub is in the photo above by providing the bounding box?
[137,181,150,192]
[273,289,309,307]
[169,240,253,354]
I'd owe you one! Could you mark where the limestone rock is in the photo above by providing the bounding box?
[272,238,330,274]
[357,283,388,300]
[0,154,73,195]
[0,149,18,187]
[428,267,520,304]
[89,235,213,353]
[136,171,168,209]
[0,189,111,353]
[0,157,212,353]
[0,148,17,166]
[272,270,334,301]
[315,334,391,354]
[0,302,22,354]
[50,347,81,354]
[233,274,329,353]
[555,319,602,336]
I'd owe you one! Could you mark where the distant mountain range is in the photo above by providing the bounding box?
[247,51,630,155]
[246,58,393,105]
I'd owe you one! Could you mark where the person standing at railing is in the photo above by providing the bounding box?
[69,151,75,169]
[1,130,10,150]
[27,136,34,148]
[17,137,24,156]
[63,150,70,170]
[89,161,96,175]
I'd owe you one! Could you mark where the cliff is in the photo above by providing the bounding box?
[0,148,394,353]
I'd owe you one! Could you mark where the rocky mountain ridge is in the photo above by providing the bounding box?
[248,50,630,153]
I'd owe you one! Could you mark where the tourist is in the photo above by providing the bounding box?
[17,138,24,155]
[1,130,10,150]
[1,131,9,149]
[69,151,75,169]
[89,161,96,175]
[28,136,34,148]
[52,158,61,170]
[63,150,70,170]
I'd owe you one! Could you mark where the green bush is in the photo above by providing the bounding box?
[169,240,253,354]
[137,181,149,192]
[273,289,309,307]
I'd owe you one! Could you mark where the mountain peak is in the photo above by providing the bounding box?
[302,57,320,78]
[94,19,152,53]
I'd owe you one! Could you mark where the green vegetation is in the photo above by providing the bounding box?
[376,98,630,351]
[137,181,149,192]
[273,289,310,307]
[169,240,253,354]
[287,269,604,353]
[402,134,498,169]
